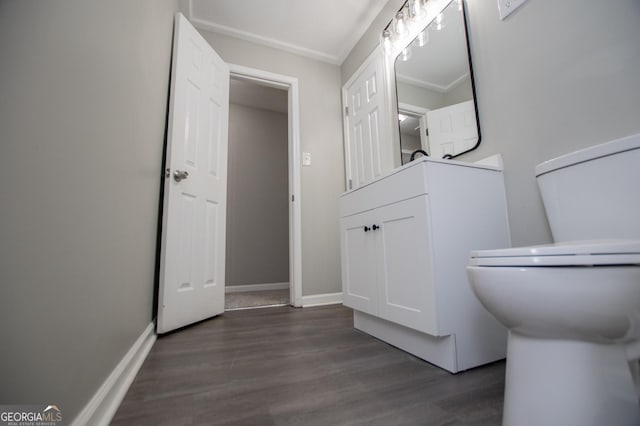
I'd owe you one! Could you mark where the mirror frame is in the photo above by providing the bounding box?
[392,0,481,161]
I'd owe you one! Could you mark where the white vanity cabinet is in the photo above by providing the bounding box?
[340,157,511,373]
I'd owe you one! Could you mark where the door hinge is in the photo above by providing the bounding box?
[345,106,349,116]
[348,179,353,190]
[291,195,295,202]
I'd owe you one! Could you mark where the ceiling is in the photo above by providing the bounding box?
[187,0,389,65]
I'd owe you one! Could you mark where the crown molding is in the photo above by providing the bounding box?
[396,71,469,93]
[190,18,342,65]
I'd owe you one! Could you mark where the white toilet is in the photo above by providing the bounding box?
[467,133,640,426]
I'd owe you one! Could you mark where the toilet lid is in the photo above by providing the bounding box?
[470,239,640,266]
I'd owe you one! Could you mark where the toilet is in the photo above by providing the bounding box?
[467,133,640,426]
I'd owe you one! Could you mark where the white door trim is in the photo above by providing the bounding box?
[398,102,430,155]
[228,64,302,308]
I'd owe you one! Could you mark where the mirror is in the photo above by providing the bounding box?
[394,0,479,163]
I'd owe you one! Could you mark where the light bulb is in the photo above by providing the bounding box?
[382,29,392,52]
[400,46,412,62]
[457,0,463,11]
[395,11,408,38]
[434,13,446,31]
[408,0,426,21]
[415,29,429,47]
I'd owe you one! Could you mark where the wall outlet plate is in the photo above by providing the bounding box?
[497,0,528,20]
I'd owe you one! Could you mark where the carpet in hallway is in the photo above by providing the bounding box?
[225,289,289,310]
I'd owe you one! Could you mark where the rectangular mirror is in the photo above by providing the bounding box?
[394,0,480,162]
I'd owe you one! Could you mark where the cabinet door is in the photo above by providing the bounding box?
[375,196,439,334]
[340,211,378,315]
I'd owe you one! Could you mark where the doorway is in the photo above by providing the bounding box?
[398,103,430,165]
[225,65,302,309]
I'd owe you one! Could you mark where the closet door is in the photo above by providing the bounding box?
[342,46,394,190]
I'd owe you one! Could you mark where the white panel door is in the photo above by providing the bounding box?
[158,13,229,334]
[343,47,393,190]
[426,100,478,158]
[340,211,379,315]
[376,196,439,335]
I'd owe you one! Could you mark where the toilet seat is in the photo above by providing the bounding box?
[470,239,640,267]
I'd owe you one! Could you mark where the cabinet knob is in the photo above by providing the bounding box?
[363,226,370,232]
[372,224,380,231]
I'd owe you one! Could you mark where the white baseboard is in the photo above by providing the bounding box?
[71,322,156,426]
[225,282,289,293]
[301,292,343,307]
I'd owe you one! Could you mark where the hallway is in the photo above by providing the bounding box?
[112,305,505,425]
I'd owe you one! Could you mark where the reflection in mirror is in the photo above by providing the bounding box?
[394,0,479,162]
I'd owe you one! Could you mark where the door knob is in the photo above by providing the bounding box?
[372,224,380,231]
[364,226,371,232]
[173,170,189,182]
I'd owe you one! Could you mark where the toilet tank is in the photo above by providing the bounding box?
[535,133,640,242]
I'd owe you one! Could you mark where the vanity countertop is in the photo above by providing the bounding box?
[341,156,503,198]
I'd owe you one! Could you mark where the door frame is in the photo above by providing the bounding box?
[398,102,430,157]
[228,64,302,307]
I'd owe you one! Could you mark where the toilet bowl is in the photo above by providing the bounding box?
[467,133,640,426]
[469,240,640,426]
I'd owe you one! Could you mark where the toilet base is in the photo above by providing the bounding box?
[503,332,640,426]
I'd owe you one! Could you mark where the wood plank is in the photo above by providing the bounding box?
[112,305,504,425]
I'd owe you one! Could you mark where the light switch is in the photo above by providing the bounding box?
[497,0,528,20]
[302,152,311,166]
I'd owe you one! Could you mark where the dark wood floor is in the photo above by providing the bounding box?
[112,305,505,425]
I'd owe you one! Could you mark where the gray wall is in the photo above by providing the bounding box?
[344,0,640,247]
[397,77,472,111]
[198,31,344,296]
[442,77,473,106]
[396,81,445,110]
[226,103,289,286]
[0,0,178,420]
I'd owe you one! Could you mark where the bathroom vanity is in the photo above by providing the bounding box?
[340,157,511,373]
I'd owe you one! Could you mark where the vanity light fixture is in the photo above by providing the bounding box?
[382,0,431,54]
